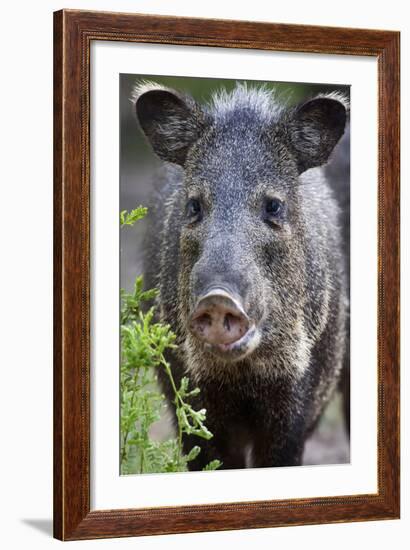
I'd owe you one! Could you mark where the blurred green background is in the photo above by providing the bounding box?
[120,74,350,466]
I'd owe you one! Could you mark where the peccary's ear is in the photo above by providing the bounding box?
[287,95,348,174]
[133,83,208,166]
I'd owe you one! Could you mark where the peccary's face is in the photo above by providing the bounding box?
[179,126,301,362]
[135,83,347,362]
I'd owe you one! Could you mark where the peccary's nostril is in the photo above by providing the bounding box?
[189,289,250,346]
[193,313,212,334]
[224,314,233,331]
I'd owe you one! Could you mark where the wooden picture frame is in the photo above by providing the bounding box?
[53,9,400,540]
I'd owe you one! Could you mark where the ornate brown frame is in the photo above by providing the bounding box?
[53,9,400,540]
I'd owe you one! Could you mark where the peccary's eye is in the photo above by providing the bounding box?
[265,198,283,217]
[186,198,202,221]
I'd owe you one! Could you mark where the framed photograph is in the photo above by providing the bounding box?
[54,9,400,540]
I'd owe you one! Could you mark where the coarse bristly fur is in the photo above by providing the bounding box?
[132,80,350,470]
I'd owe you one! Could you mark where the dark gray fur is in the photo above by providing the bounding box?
[133,82,350,469]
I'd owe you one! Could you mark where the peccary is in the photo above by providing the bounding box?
[133,81,349,469]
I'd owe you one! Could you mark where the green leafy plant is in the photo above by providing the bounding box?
[120,206,147,227]
[120,207,222,474]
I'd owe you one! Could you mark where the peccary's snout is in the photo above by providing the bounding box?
[189,289,250,346]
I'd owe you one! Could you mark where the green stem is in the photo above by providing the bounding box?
[158,352,185,465]
[120,367,140,467]
[140,436,145,474]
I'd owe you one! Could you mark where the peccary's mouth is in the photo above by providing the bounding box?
[202,324,261,361]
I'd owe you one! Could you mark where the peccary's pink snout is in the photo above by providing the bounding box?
[189,289,250,346]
